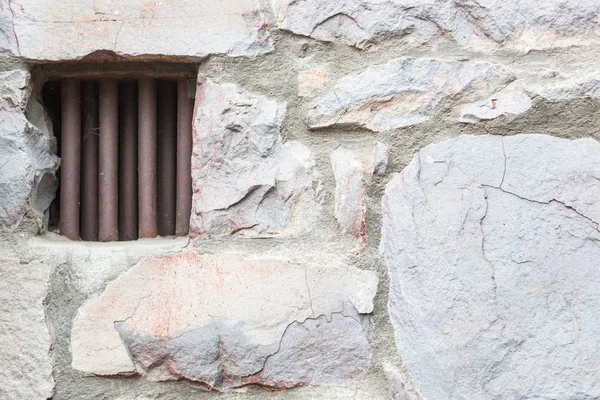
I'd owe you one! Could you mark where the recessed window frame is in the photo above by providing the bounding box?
[34,62,198,242]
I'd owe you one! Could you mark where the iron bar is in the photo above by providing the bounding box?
[99,79,119,241]
[119,81,138,241]
[138,78,158,238]
[157,80,177,237]
[59,79,81,240]
[176,79,193,236]
[80,81,99,241]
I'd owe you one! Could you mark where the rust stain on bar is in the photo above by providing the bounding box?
[175,79,193,236]
[60,79,81,240]
[80,81,99,241]
[119,81,138,241]
[138,78,158,238]
[157,80,177,237]
[99,79,119,241]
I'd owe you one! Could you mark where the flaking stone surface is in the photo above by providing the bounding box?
[308,58,513,132]
[71,252,377,389]
[191,79,319,237]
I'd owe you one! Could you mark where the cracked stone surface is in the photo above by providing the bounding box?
[308,58,514,132]
[270,0,600,51]
[190,79,319,237]
[71,252,377,389]
[1,0,271,60]
[0,258,54,400]
[331,147,365,253]
[0,66,58,230]
[381,134,600,399]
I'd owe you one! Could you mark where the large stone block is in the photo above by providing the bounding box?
[308,58,513,132]
[2,0,272,60]
[0,67,58,231]
[71,252,377,389]
[271,0,600,51]
[381,134,600,399]
[0,259,54,400]
[191,79,319,237]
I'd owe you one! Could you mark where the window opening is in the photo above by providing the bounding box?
[42,71,195,242]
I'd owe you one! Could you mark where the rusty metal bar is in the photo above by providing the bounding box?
[157,80,177,237]
[138,78,158,238]
[176,79,193,236]
[60,79,81,240]
[119,81,138,241]
[80,81,99,241]
[98,79,119,241]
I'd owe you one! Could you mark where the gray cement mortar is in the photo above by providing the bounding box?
[3,10,600,398]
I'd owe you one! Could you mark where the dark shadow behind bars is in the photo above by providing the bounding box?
[56,78,194,241]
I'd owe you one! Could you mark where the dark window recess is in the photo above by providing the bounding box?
[44,77,194,241]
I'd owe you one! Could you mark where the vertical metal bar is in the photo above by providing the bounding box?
[119,81,138,241]
[80,81,99,241]
[157,80,177,237]
[138,78,158,238]
[176,79,193,236]
[60,79,81,240]
[99,79,119,242]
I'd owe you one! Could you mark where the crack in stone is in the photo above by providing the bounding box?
[479,189,497,299]
[304,267,315,317]
[7,0,21,56]
[482,184,600,230]
[499,136,506,188]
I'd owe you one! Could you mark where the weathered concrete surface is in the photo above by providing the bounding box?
[191,79,319,237]
[331,147,365,253]
[0,66,58,231]
[298,61,331,97]
[1,0,271,60]
[271,0,600,51]
[0,259,54,400]
[30,236,188,295]
[308,58,513,132]
[383,364,409,400]
[71,252,377,389]
[381,134,600,399]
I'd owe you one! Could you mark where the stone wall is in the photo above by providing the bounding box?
[1,0,600,399]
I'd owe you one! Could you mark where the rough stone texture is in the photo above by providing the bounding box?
[331,147,365,253]
[0,258,54,400]
[460,81,532,123]
[271,0,600,51]
[71,252,377,389]
[533,71,600,101]
[372,142,388,177]
[308,58,513,132]
[0,66,58,230]
[191,79,319,237]
[3,0,600,398]
[381,134,600,399]
[1,0,271,60]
